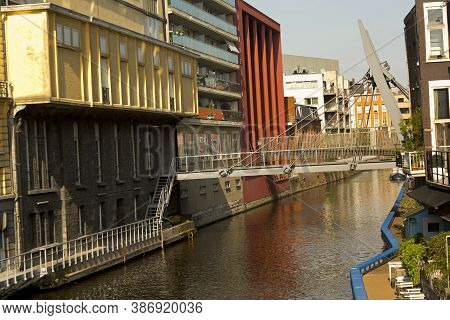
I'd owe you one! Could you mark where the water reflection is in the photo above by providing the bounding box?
[23,170,402,300]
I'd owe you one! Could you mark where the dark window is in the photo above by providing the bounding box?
[435,88,449,119]
[116,198,124,226]
[428,223,440,233]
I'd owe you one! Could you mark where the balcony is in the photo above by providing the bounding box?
[198,107,242,122]
[169,0,237,36]
[198,75,241,98]
[402,152,425,176]
[171,34,239,65]
[426,150,450,188]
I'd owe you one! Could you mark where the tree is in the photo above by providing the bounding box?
[399,238,426,286]
[424,232,450,295]
[399,108,424,151]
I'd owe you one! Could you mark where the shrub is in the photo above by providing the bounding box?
[424,232,450,294]
[399,238,426,286]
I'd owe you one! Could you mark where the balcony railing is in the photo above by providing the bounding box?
[171,34,239,65]
[426,150,450,188]
[221,0,236,7]
[222,110,243,122]
[198,75,241,94]
[402,151,425,176]
[169,0,237,36]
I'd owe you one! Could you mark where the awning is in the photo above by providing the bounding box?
[442,214,450,222]
[408,185,450,209]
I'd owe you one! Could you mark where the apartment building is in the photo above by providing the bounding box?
[404,0,450,235]
[283,55,352,133]
[0,0,198,254]
[350,88,411,130]
[169,0,242,157]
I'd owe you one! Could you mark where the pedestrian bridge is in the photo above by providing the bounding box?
[176,132,401,180]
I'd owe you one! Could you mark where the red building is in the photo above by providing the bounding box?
[237,0,286,151]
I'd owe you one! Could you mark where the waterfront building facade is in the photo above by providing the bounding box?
[404,0,450,234]
[350,88,411,130]
[0,0,198,255]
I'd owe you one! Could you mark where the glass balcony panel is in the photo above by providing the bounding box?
[198,75,241,94]
[172,34,238,64]
[170,0,237,35]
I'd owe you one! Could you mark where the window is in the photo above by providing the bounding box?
[99,35,108,55]
[78,206,87,236]
[138,46,144,64]
[131,125,137,178]
[98,202,104,231]
[235,179,241,189]
[114,124,121,180]
[26,120,50,190]
[232,133,240,153]
[149,0,158,15]
[225,181,231,191]
[116,199,124,225]
[213,183,219,192]
[73,122,81,185]
[153,50,160,68]
[428,222,440,233]
[182,61,192,76]
[181,189,188,200]
[304,97,319,105]
[168,56,174,72]
[398,97,405,103]
[120,39,127,59]
[94,123,102,183]
[424,2,449,61]
[374,118,379,127]
[400,108,410,114]
[200,185,206,195]
[33,211,55,248]
[134,196,138,221]
[63,26,71,46]
[435,88,449,119]
[72,29,79,48]
[56,24,63,43]
[285,80,318,90]
[100,57,110,104]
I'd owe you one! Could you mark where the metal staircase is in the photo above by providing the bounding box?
[145,159,177,224]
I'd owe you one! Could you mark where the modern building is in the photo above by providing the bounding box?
[169,0,243,157]
[282,55,352,133]
[350,88,411,130]
[238,0,285,150]
[404,0,450,235]
[0,0,198,254]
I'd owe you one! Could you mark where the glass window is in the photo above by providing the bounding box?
[153,50,160,68]
[435,88,449,119]
[63,26,71,46]
[56,24,63,43]
[100,58,109,89]
[430,29,445,57]
[72,29,79,48]
[120,40,127,59]
[138,47,144,64]
[428,223,440,233]
[168,56,173,72]
[99,35,108,54]
[182,61,192,76]
[435,123,450,147]
[428,8,444,26]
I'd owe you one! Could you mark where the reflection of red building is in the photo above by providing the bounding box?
[237,0,286,151]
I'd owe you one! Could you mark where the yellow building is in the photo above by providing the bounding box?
[352,88,411,130]
[3,1,198,114]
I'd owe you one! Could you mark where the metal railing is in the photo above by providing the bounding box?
[197,75,241,94]
[171,34,239,64]
[0,217,161,292]
[169,0,237,35]
[402,152,425,176]
[350,185,407,300]
[222,110,243,121]
[176,146,398,173]
[426,150,450,188]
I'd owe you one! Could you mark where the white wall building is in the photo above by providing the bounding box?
[283,73,326,128]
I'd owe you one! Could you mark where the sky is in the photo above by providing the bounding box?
[245,0,415,86]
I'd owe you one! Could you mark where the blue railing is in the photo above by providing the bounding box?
[170,0,237,36]
[350,184,407,300]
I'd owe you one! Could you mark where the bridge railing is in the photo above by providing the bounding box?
[0,217,161,294]
[176,146,398,173]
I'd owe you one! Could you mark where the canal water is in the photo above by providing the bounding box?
[25,170,402,300]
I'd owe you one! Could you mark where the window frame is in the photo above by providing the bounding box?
[424,2,450,62]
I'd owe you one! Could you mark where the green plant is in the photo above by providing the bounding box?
[424,232,450,294]
[399,238,426,286]
[399,108,424,151]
